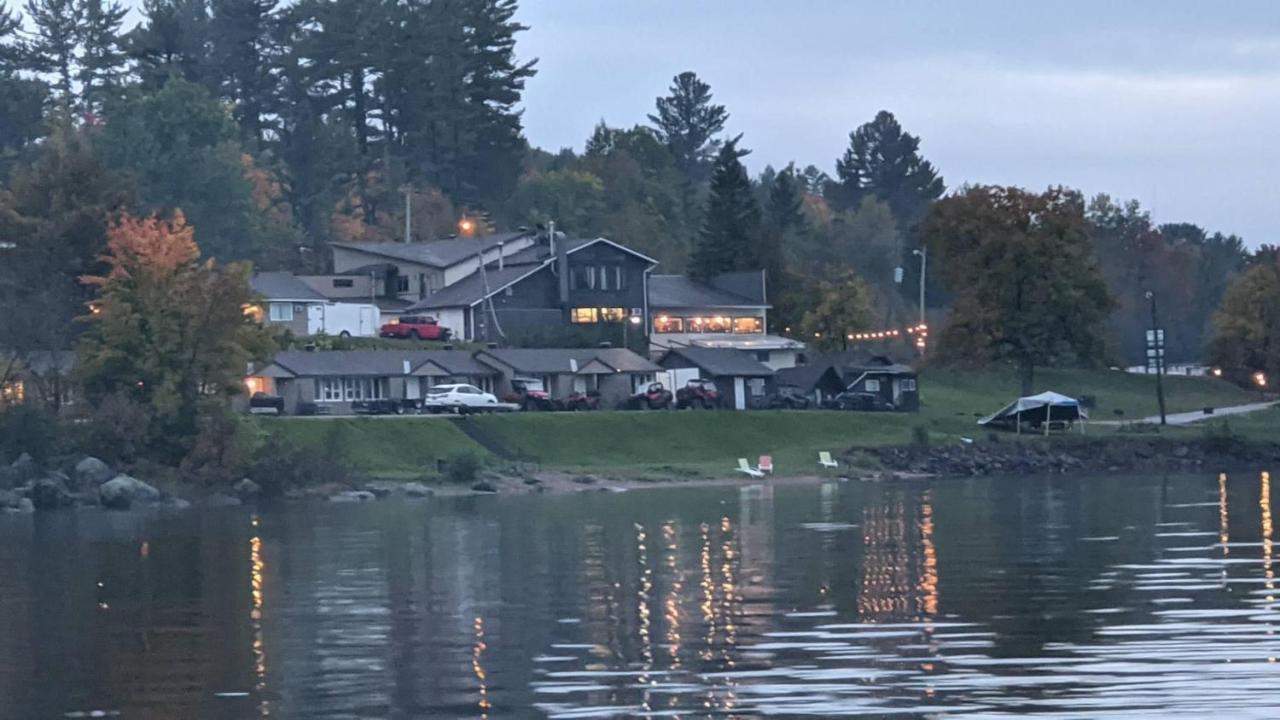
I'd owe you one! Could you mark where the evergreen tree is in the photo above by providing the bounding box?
[208,0,276,143]
[23,0,79,102]
[127,0,213,91]
[830,110,944,225]
[755,164,804,303]
[690,136,759,281]
[647,71,728,180]
[0,2,46,155]
[75,0,127,113]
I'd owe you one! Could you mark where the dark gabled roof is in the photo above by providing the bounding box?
[648,274,769,309]
[422,350,493,376]
[405,264,544,310]
[661,348,774,377]
[251,272,329,302]
[775,364,843,391]
[806,351,914,371]
[330,231,533,269]
[476,347,659,375]
[265,350,495,377]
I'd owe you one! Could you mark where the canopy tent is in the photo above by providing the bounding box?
[978,391,1087,434]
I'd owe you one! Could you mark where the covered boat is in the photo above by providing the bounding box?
[977,391,1087,434]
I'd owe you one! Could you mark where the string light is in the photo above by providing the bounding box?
[846,323,929,343]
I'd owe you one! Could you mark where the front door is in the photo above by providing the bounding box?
[733,377,746,410]
[307,304,324,334]
[359,306,376,336]
[406,377,420,400]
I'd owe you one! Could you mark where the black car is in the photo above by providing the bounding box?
[248,392,285,415]
[823,391,895,412]
[763,385,812,410]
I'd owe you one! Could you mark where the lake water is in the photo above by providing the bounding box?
[2,471,1279,719]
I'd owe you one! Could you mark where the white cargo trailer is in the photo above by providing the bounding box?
[306,302,380,337]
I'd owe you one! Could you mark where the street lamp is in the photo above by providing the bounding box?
[912,247,927,328]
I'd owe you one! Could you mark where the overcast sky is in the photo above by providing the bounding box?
[513,1,1280,247]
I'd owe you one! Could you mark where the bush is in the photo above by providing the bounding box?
[911,425,931,448]
[1202,421,1241,454]
[179,408,248,488]
[246,423,357,497]
[0,404,62,464]
[444,452,482,484]
[75,391,153,466]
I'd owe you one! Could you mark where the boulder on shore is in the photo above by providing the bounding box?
[99,474,162,510]
[233,478,262,501]
[10,453,40,485]
[30,476,73,510]
[328,490,376,503]
[75,457,114,489]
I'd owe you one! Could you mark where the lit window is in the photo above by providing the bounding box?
[865,379,881,392]
[600,307,625,322]
[706,316,731,333]
[687,317,708,333]
[571,307,599,324]
[268,303,294,322]
[733,317,763,334]
[1,380,24,404]
[653,316,684,333]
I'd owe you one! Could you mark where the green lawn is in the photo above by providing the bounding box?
[252,368,1268,479]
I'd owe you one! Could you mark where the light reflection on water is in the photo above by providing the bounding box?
[2,471,1280,718]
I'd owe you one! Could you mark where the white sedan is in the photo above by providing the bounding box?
[423,384,500,413]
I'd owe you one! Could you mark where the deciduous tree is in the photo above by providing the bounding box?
[923,185,1114,394]
[1209,255,1280,386]
[798,272,875,351]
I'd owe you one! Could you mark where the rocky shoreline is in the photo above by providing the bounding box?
[851,435,1280,479]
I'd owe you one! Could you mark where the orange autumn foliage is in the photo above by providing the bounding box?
[82,211,200,287]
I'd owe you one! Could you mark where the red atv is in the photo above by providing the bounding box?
[379,315,451,341]
[625,381,673,410]
[563,390,602,411]
[676,379,721,409]
[504,378,555,411]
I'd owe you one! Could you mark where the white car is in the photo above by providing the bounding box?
[423,384,500,413]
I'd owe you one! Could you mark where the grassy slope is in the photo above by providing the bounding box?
[256,368,1268,479]
[249,417,489,480]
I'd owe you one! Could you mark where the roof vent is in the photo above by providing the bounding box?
[598,341,613,349]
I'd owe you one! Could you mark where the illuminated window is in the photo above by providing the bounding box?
[653,316,684,333]
[0,380,24,404]
[571,307,599,324]
[599,307,625,322]
[706,316,731,333]
[687,317,708,333]
[314,377,387,402]
[733,317,763,334]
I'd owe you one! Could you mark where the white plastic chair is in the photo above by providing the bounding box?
[736,458,764,478]
[818,451,838,469]
[758,455,774,474]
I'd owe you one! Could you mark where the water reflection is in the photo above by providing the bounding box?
[3,472,1280,717]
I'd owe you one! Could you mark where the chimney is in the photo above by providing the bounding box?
[497,241,505,271]
[553,221,569,311]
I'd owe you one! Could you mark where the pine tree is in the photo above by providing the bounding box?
[648,71,728,180]
[755,164,804,293]
[127,0,213,91]
[830,110,944,226]
[208,0,276,143]
[75,0,127,113]
[690,136,760,281]
[23,0,79,102]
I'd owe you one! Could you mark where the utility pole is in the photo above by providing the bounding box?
[1146,290,1167,425]
[402,186,412,243]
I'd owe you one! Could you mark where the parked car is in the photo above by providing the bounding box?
[379,315,451,341]
[676,379,722,409]
[824,391,895,412]
[503,377,555,411]
[624,381,673,410]
[352,398,415,415]
[563,390,602,411]
[763,385,812,410]
[422,383,499,413]
[248,392,285,415]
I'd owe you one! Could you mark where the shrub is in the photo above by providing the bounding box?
[74,391,153,466]
[246,424,357,497]
[1202,421,1240,454]
[444,452,482,484]
[0,404,62,464]
[911,425,931,448]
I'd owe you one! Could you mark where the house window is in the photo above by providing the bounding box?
[314,377,388,402]
[0,380,24,405]
[598,266,610,290]
[687,317,707,333]
[902,378,917,391]
[864,378,881,393]
[504,286,514,297]
[396,276,410,293]
[571,307,599,324]
[570,266,591,290]
[599,307,625,322]
[268,303,294,322]
[573,376,587,394]
[615,267,627,289]
[654,316,684,333]
[632,374,655,394]
[748,378,766,396]
[705,316,731,333]
[332,278,354,288]
[733,317,763,334]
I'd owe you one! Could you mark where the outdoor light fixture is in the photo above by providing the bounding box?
[458,217,476,235]
[1256,372,1268,388]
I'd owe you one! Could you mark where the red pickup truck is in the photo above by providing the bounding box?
[380,315,452,340]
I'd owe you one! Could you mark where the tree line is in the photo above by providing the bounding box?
[0,0,1276,401]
